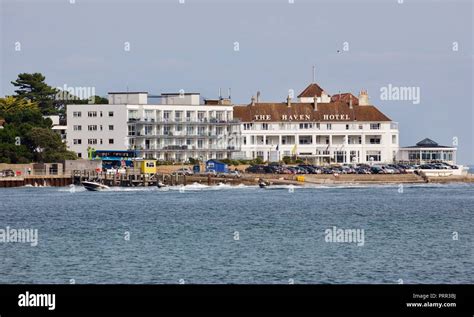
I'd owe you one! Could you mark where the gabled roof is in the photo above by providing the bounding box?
[233,101,391,122]
[331,93,359,105]
[297,83,325,98]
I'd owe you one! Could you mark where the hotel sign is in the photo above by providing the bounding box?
[253,114,350,121]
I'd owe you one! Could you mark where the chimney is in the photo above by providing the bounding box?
[256,91,261,103]
[313,94,318,111]
[349,94,353,109]
[286,95,291,107]
[358,89,370,106]
[251,96,256,106]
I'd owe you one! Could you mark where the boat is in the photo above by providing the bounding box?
[82,181,110,191]
[157,181,168,188]
[258,180,270,188]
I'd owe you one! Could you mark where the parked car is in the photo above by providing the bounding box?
[172,168,194,176]
[227,170,241,178]
[370,166,385,174]
[0,169,15,177]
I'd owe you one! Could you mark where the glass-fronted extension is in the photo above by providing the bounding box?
[397,138,457,164]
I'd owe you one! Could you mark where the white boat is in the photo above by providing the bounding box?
[82,181,110,191]
[157,181,167,188]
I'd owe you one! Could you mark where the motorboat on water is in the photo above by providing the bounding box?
[157,181,168,188]
[258,179,270,188]
[82,181,110,191]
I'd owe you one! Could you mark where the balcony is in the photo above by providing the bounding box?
[127,118,240,125]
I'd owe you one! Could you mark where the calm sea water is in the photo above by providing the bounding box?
[1,183,473,284]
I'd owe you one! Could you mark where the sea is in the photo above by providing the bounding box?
[0,182,473,284]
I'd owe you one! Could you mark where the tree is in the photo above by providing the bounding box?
[11,73,59,115]
[0,96,77,163]
[28,127,76,162]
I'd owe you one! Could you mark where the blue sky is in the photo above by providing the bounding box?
[1,0,473,163]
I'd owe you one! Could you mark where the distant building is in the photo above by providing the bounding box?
[397,138,457,164]
[44,115,67,142]
[233,83,400,164]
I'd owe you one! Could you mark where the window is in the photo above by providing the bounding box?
[73,139,82,145]
[128,110,139,120]
[299,135,312,145]
[73,125,82,131]
[145,110,154,121]
[100,139,103,145]
[198,126,205,136]
[316,123,320,129]
[350,151,359,163]
[369,137,381,144]
[243,136,247,145]
[359,124,363,130]
[244,123,254,130]
[370,123,381,130]
[109,125,114,131]
[262,123,269,130]
[73,111,81,118]
[299,123,313,129]
[346,124,350,130]
[108,111,114,117]
[77,153,82,158]
[197,111,206,122]
[198,139,204,149]
[163,111,171,122]
[334,151,346,163]
[186,111,193,122]
[88,139,98,145]
[145,125,153,135]
[186,126,194,134]
[88,125,98,131]
[100,111,103,117]
[392,135,397,144]
[175,111,183,122]
[176,125,183,132]
[100,125,103,131]
[366,151,381,162]
[326,123,332,130]
[128,125,135,136]
[88,111,97,117]
[109,139,114,144]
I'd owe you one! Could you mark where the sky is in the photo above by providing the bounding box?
[1,0,473,163]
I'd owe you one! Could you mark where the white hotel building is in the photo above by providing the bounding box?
[66,92,241,161]
[233,83,400,164]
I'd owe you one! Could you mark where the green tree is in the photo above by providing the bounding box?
[28,127,76,162]
[11,73,59,115]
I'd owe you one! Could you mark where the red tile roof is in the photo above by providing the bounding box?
[233,102,391,122]
[331,93,359,105]
[297,83,325,98]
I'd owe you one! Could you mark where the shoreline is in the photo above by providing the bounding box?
[0,173,473,188]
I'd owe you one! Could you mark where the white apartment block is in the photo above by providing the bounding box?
[66,92,241,161]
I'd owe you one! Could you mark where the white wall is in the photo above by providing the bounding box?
[66,104,128,158]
